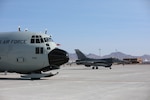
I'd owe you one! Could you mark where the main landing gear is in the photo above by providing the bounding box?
[92,66,112,70]
[92,66,98,69]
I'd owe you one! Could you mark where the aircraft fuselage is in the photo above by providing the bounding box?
[0,31,69,74]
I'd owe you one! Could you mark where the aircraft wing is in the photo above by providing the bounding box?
[76,60,108,65]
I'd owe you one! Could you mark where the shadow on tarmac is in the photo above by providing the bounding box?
[0,77,47,81]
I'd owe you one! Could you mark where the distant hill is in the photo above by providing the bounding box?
[69,52,150,61]
[140,55,150,61]
[103,52,134,59]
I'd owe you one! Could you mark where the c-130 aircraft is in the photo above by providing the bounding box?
[0,27,69,79]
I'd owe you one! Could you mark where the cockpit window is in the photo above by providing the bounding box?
[30,35,52,44]
[40,37,44,43]
[36,38,40,43]
[31,35,45,43]
[36,35,39,38]
[31,36,35,43]
[44,38,47,42]
[49,38,53,42]
[44,37,53,42]
[32,36,35,38]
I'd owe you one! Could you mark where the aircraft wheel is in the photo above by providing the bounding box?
[96,67,98,69]
[92,67,95,69]
[31,78,41,80]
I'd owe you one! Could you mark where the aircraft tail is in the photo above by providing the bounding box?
[75,49,87,60]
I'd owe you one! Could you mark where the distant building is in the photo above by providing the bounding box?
[123,58,143,64]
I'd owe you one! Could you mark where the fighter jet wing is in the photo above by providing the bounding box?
[76,60,107,64]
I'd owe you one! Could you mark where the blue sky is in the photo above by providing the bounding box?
[0,0,150,56]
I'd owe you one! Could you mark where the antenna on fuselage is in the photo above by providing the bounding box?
[18,26,21,31]
[25,28,28,32]
[45,29,47,34]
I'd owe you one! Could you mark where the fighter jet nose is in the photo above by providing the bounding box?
[48,48,69,67]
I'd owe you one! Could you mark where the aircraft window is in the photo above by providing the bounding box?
[36,35,39,38]
[32,35,35,38]
[43,38,45,42]
[36,39,40,43]
[31,39,35,43]
[40,48,43,53]
[46,43,49,46]
[35,47,44,54]
[49,38,53,42]
[31,35,45,43]
[44,38,48,42]
[36,47,39,54]
[47,38,53,42]
[44,37,53,42]
[40,37,44,43]
[47,47,51,50]
[31,35,35,43]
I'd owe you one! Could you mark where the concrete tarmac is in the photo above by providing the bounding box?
[0,65,150,100]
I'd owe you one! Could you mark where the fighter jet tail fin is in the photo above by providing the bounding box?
[75,49,87,60]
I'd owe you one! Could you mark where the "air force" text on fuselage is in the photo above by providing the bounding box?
[0,40,27,44]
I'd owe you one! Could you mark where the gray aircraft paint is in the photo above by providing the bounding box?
[0,31,69,76]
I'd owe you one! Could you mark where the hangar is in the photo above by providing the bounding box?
[123,58,143,64]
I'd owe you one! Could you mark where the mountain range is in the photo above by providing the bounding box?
[69,52,150,61]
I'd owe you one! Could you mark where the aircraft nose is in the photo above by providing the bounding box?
[48,48,69,67]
